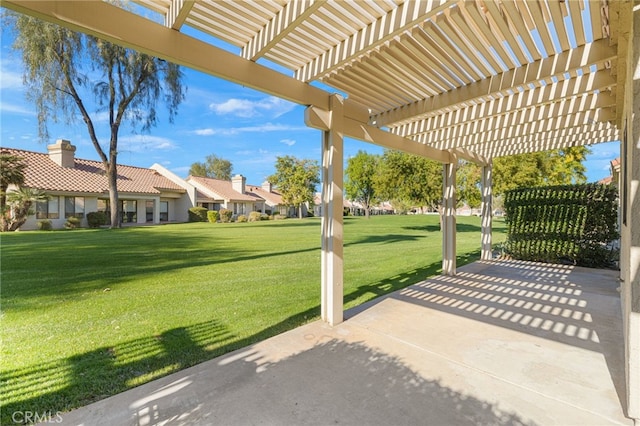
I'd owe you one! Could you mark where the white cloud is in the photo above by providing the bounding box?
[118,135,176,152]
[280,138,296,146]
[194,128,216,136]
[0,102,34,115]
[192,123,308,136]
[209,96,296,118]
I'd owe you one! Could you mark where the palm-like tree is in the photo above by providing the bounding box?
[5,188,49,231]
[0,153,27,231]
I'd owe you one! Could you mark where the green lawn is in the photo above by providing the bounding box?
[1,214,505,421]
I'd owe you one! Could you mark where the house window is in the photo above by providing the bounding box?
[65,196,85,218]
[97,199,111,225]
[146,201,154,222]
[160,201,168,222]
[36,196,59,219]
[121,200,137,223]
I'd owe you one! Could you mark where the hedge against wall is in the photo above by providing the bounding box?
[503,184,618,268]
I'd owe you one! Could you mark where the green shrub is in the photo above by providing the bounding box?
[207,210,219,223]
[65,216,81,229]
[260,213,270,221]
[237,214,248,223]
[272,213,286,220]
[248,211,261,222]
[87,211,108,228]
[503,183,618,268]
[37,220,52,231]
[219,209,233,223]
[188,207,208,222]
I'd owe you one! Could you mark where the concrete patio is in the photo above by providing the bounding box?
[58,259,631,425]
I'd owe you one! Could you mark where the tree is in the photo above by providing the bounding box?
[0,153,27,231]
[457,161,481,209]
[268,156,320,218]
[493,147,590,197]
[5,188,49,232]
[345,151,380,218]
[375,150,442,212]
[189,154,233,180]
[9,13,185,228]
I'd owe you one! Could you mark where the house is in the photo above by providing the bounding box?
[187,174,297,217]
[3,140,196,230]
[188,174,261,216]
[246,182,295,217]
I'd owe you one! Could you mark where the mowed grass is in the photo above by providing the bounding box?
[1,214,505,421]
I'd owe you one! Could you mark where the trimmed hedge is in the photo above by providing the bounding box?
[503,183,618,268]
[207,210,219,223]
[188,207,208,222]
[219,209,233,223]
[87,211,107,228]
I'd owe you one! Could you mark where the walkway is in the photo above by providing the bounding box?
[58,259,631,425]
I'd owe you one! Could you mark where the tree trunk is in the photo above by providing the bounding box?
[8,201,32,231]
[298,205,303,219]
[365,205,370,219]
[107,163,120,229]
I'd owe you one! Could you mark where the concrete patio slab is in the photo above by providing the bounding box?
[56,259,632,425]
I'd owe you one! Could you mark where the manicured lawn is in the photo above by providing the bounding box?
[1,215,505,421]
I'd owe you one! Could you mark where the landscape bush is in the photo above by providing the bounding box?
[207,210,219,223]
[37,220,52,231]
[248,211,261,222]
[237,214,248,223]
[503,183,618,268]
[188,207,208,222]
[65,216,81,229]
[219,209,233,223]
[86,211,108,228]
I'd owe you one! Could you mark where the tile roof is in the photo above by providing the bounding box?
[246,185,284,206]
[1,147,186,195]
[188,176,260,202]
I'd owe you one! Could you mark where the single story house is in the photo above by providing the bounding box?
[4,140,313,230]
[3,140,196,230]
[188,174,299,217]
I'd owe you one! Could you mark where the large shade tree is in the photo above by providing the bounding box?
[345,151,381,218]
[9,12,185,228]
[375,150,442,213]
[268,156,320,219]
[189,154,233,180]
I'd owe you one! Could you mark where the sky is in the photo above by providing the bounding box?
[0,17,620,187]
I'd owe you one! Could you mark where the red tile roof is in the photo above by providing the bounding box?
[188,176,260,202]
[246,185,284,205]
[2,148,185,195]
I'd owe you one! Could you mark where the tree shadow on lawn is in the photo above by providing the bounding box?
[403,222,482,233]
[1,231,322,303]
[1,251,483,424]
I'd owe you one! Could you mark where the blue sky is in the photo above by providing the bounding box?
[0,25,619,186]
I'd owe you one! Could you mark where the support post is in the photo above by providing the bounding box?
[481,163,493,261]
[621,3,640,421]
[442,161,457,276]
[320,94,344,326]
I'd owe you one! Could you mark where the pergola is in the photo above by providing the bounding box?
[2,0,638,421]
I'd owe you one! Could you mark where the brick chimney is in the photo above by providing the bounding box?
[261,181,272,193]
[232,174,246,194]
[48,139,76,168]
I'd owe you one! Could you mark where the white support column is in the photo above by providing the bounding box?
[621,4,640,421]
[320,94,344,326]
[481,163,493,261]
[442,161,457,276]
[154,198,161,224]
